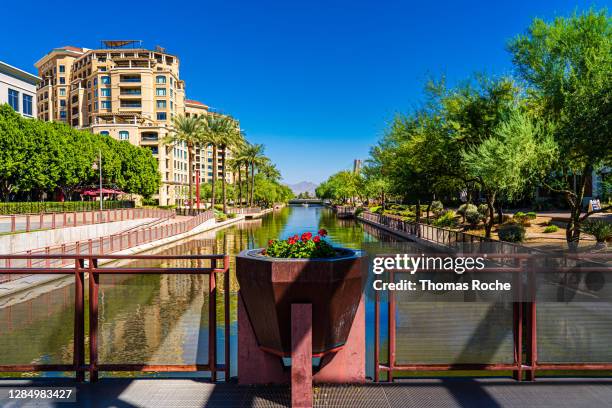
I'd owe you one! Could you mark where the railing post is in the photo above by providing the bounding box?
[39,213,44,230]
[209,260,217,382]
[74,259,85,382]
[26,215,31,232]
[388,270,395,382]
[52,212,56,229]
[224,256,231,381]
[10,215,15,232]
[89,258,99,382]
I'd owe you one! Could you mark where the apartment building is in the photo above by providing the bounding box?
[0,60,39,117]
[34,41,231,206]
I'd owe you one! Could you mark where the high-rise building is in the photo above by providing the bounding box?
[353,159,363,174]
[0,60,39,118]
[34,41,232,206]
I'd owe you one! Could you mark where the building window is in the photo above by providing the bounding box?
[170,101,174,110]
[60,111,66,119]
[60,99,66,107]
[59,88,66,96]
[101,76,111,84]
[100,131,109,136]
[156,75,166,84]
[99,67,106,72]
[94,102,98,110]
[101,88,111,97]
[59,65,65,73]
[59,77,65,84]
[156,88,166,96]
[93,78,98,86]
[101,101,111,109]
[170,77,173,86]
[8,89,19,111]
[119,131,129,140]
[170,89,174,98]
[156,100,166,108]
[22,94,32,116]
[157,112,167,120]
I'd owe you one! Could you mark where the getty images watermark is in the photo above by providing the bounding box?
[371,253,511,292]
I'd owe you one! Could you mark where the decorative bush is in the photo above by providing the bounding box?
[264,229,336,258]
[227,213,238,219]
[433,210,457,228]
[477,204,489,217]
[543,225,559,233]
[581,220,612,243]
[457,203,477,216]
[498,223,526,243]
[512,211,532,226]
[430,201,444,215]
[355,207,365,217]
[525,211,537,220]
[374,207,384,214]
[465,209,482,226]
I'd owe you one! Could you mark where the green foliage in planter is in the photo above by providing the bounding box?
[433,210,457,228]
[543,225,559,233]
[513,211,532,226]
[355,207,365,216]
[581,220,612,243]
[465,209,482,226]
[227,212,237,219]
[264,229,336,258]
[498,223,526,243]
[525,211,537,220]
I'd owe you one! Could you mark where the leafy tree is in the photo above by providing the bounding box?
[509,8,612,248]
[462,109,558,236]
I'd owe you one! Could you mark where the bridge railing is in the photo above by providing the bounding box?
[0,208,175,234]
[0,253,231,382]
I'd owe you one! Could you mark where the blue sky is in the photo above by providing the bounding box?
[1,1,607,184]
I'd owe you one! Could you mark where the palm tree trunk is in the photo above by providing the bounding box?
[237,166,243,207]
[188,144,194,210]
[211,145,217,210]
[250,162,255,207]
[221,147,227,214]
[244,164,250,207]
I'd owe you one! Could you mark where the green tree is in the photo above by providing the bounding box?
[509,8,612,248]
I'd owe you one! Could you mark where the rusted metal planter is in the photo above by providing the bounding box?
[236,248,363,358]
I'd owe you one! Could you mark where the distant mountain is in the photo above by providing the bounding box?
[287,181,318,196]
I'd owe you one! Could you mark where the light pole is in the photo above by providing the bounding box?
[92,149,103,211]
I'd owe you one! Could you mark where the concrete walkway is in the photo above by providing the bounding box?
[1,378,612,407]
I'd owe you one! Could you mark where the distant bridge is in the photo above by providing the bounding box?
[288,198,325,205]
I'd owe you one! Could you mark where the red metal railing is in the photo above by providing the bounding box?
[0,253,231,382]
[0,208,175,234]
[372,250,612,382]
[1,211,215,283]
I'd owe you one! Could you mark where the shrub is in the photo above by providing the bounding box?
[526,211,537,220]
[458,203,477,216]
[369,206,380,213]
[512,211,532,226]
[498,223,526,243]
[433,210,457,228]
[543,225,559,233]
[355,207,365,217]
[430,201,444,215]
[227,212,237,219]
[477,204,489,217]
[216,214,228,222]
[374,207,384,214]
[581,220,612,243]
[465,209,482,226]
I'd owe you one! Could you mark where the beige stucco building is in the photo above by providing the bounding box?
[34,42,233,206]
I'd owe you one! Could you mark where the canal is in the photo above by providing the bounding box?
[0,205,408,379]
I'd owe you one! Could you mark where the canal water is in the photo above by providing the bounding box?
[0,205,401,379]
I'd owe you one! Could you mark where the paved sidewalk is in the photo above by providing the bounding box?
[1,377,612,407]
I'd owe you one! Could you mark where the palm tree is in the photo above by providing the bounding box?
[201,114,232,210]
[232,142,251,207]
[163,115,205,209]
[218,121,244,213]
[243,143,267,207]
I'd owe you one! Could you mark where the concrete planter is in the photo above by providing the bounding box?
[236,248,363,357]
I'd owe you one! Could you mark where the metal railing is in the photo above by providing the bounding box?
[1,210,215,283]
[0,208,174,234]
[359,211,530,255]
[228,207,261,215]
[0,200,134,215]
[373,252,612,381]
[0,253,230,382]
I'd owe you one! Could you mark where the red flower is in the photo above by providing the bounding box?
[318,229,328,237]
[268,239,274,246]
[313,235,321,243]
[301,232,312,242]
[288,237,297,245]
[262,249,267,255]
